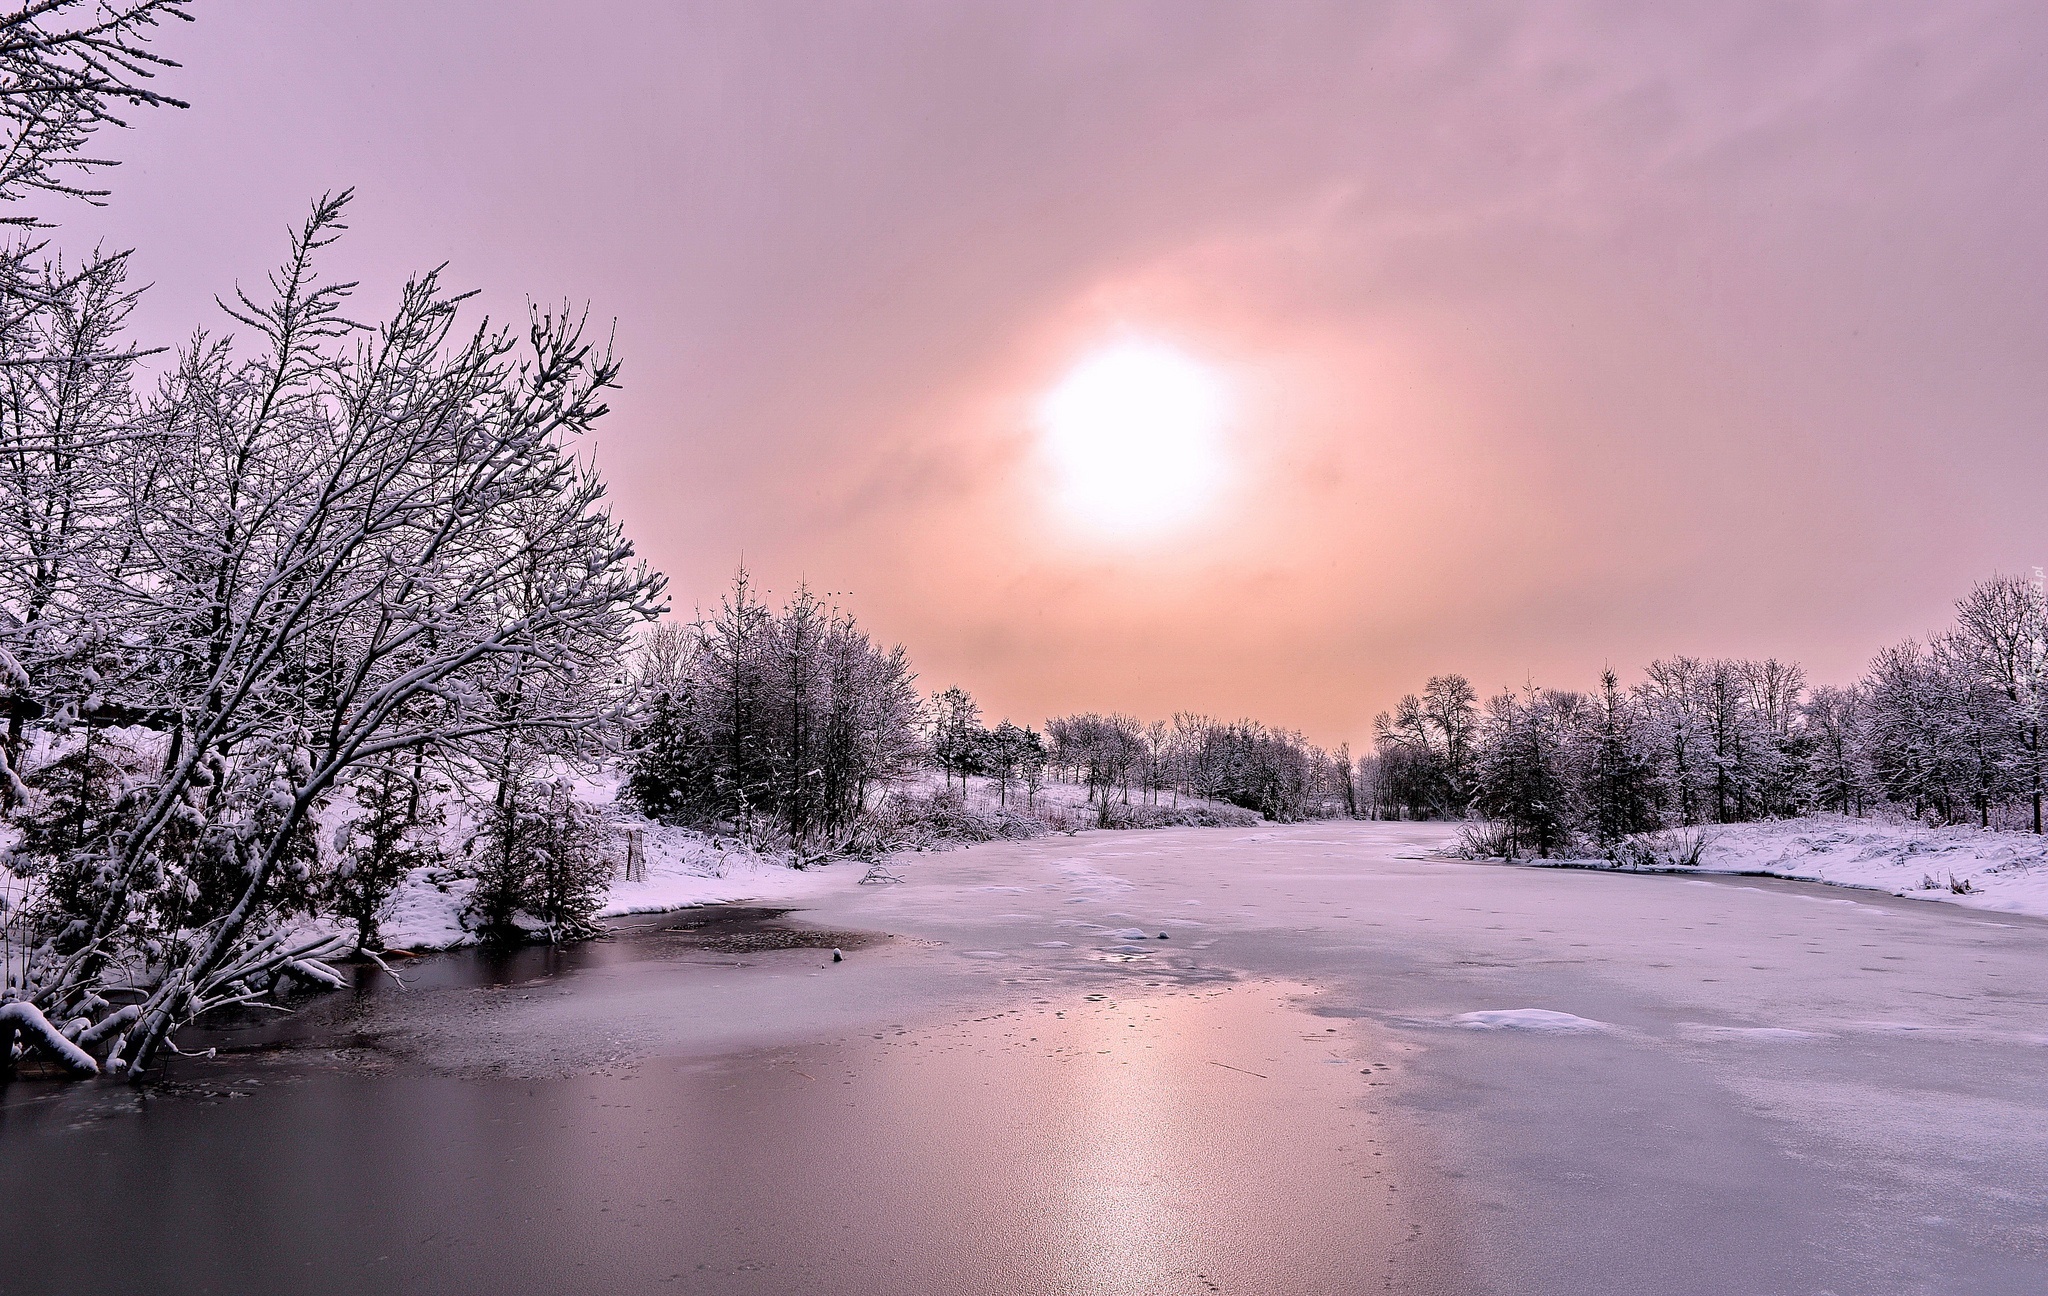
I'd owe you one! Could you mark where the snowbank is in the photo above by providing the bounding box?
[598,822,848,920]
[1660,815,2048,921]
[374,809,851,952]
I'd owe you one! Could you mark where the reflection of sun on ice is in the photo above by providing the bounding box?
[1038,340,1229,535]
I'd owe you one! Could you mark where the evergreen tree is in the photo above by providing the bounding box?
[1472,687,1576,858]
[329,756,443,951]
[1580,669,1659,850]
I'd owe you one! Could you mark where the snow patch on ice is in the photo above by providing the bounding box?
[1452,1008,1612,1033]
[1053,860,1134,896]
[1678,1023,1827,1042]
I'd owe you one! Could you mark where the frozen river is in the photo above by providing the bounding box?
[3,820,2044,1294]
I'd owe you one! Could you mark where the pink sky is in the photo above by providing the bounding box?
[70,1,2048,747]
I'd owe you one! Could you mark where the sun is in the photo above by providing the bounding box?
[1038,340,1230,536]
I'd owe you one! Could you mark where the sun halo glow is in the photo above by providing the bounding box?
[1037,341,1229,537]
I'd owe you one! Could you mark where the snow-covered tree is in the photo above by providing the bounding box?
[329,754,444,950]
[1801,683,1870,816]
[1,187,662,1074]
[1948,573,2047,831]
[1577,668,1659,849]
[1471,686,1577,858]
[927,687,983,792]
[1370,674,1478,819]
[622,574,921,853]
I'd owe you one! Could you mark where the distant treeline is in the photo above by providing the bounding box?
[1036,712,1352,823]
[939,704,1353,823]
[622,573,1357,848]
[1364,573,2047,856]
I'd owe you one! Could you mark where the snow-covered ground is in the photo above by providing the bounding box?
[1594,814,2048,921]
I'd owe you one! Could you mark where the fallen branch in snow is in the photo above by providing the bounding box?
[280,958,348,990]
[76,1005,140,1051]
[0,1001,99,1076]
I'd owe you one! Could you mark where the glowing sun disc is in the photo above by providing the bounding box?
[1038,341,1229,534]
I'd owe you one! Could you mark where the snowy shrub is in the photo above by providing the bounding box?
[1452,820,1519,860]
[1095,800,1258,830]
[1664,827,1709,868]
[1610,826,1709,870]
[853,788,1049,855]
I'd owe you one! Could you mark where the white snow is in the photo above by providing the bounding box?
[374,866,477,951]
[1452,1009,1612,1033]
[373,789,851,951]
[599,821,846,920]
[1683,815,2048,920]
[374,823,848,951]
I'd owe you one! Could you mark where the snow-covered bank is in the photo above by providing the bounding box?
[375,811,855,952]
[1530,815,2048,921]
[2,761,1267,962]
[374,771,1256,951]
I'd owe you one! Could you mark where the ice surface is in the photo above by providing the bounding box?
[26,814,2045,1295]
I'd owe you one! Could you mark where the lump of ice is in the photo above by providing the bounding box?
[1108,927,1150,940]
[1452,1009,1611,1033]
